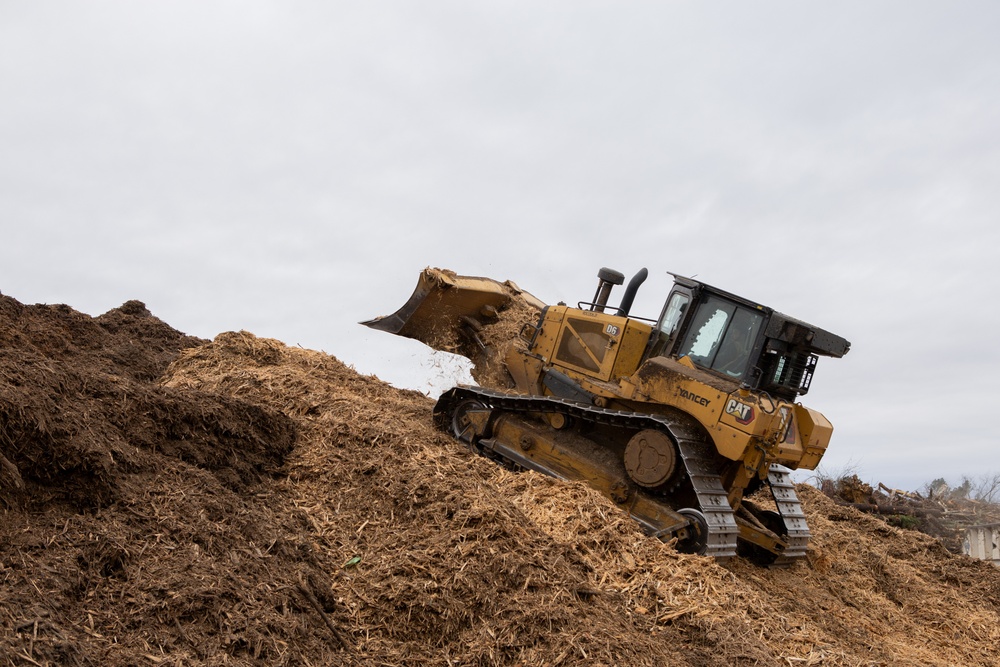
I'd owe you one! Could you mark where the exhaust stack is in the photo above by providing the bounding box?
[617,268,648,317]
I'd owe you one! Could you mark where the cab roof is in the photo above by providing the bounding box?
[669,273,850,359]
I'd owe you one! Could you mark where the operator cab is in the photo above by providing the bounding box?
[649,274,850,401]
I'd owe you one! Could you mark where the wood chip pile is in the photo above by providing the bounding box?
[1,294,998,666]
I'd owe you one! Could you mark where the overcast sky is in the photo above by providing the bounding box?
[2,2,998,491]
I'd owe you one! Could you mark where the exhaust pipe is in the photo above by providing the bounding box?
[617,268,648,317]
[592,268,625,312]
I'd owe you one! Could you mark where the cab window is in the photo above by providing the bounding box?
[648,292,690,357]
[679,296,763,379]
[658,292,689,337]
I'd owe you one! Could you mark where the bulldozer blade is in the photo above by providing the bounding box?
[361,268,544,353]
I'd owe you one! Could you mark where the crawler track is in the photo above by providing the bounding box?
[434,386,738,560]
[766,465,810,566]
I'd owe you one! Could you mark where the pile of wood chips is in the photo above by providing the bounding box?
[1,295,999,666]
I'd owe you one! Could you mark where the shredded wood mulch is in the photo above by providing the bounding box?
[1,294,998,666]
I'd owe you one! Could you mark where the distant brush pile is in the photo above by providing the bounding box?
[821,474,1000,554]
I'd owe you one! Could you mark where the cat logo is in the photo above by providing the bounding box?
[725,398,755,425]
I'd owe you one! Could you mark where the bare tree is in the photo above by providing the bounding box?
[971,471,1000,504]
[921,472,1000,504]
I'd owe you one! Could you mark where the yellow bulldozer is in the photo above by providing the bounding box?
[364,267,850,565]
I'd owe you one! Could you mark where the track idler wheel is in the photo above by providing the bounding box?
[624,429,678,490]
[676,508,710,555]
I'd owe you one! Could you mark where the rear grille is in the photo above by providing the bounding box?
[761,352,817,397]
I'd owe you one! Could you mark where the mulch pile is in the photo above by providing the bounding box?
[1,294,998,666]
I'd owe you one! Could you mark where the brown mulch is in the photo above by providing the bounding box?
[1,294,998,666]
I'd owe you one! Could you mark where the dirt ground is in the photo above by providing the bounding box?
[1,294,998,666]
